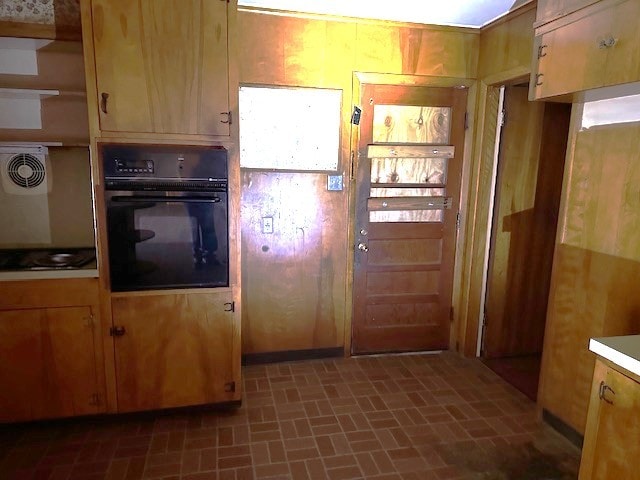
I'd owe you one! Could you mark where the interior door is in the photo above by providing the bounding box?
[352,84,467,354]
[483,86,569,358]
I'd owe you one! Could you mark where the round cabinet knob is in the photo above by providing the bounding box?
[357,243,369,252]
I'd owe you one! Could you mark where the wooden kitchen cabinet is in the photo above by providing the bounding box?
[530,0,640,100]
[83,0,230,137]
[110,290,241,412]
[0,306,104,422]
[0,278,106,422]
[535,0,600,25]
[579,359,640,479]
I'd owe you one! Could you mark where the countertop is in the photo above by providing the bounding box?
[0,267,99,281]
[589,335,640,377]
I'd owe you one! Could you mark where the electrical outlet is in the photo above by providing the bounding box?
[262,216,273,234]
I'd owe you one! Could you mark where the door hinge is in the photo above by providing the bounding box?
[224,381,236,393]
[224,301,235,312]
[89,393,101,406]
[464,111,469,130]
[110,325,126,337]
[450,306,454,323]
[499,109,506,127]
[456,211,461,231]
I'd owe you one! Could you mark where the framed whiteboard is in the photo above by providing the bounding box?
[239,85,342,171]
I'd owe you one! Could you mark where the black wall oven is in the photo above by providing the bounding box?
[102,144,228,292]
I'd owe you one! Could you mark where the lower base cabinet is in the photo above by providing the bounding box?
[111,290,241,412]
[0,306,104,422]
[579,358,640,479]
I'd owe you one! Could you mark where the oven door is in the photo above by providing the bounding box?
[105,191,228,291]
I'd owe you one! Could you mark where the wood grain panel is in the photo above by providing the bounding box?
[240,171,347,354]
[0,278,99,309]
[478,4,537,79]
[0,306,102,422]
[366,303,439,327]
[368,239,442,266]
[237,12,355,88]
[354,24,477,78]
[91,0,229,135]
[111,291,240,412]
[367,271,439,296]
[579,359,640,479]
[540,244,640,433]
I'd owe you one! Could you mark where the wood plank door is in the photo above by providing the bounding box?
[352,84,467,354]
[483,86,570,358]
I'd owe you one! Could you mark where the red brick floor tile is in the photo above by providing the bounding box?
[0,353,580,480]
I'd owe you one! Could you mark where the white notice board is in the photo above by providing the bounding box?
[239,86,341,171]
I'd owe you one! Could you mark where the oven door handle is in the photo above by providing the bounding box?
[110,195,222,204]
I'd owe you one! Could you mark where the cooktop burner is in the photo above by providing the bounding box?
[0,248,96,271]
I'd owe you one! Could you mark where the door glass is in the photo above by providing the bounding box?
[370,157,447,185]
[369,156,448,224]
[372,105,451,144]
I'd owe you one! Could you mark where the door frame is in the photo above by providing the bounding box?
[345,72,476,355]
[454,69,538,358]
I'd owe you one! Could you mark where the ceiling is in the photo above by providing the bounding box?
[237,0,531,28]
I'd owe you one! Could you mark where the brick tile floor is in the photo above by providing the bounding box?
[0,352,581,479]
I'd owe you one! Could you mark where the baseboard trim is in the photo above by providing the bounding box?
[542,408,584,449]
[242,347,344,365]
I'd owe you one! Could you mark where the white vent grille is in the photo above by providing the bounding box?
[0,146,50,195]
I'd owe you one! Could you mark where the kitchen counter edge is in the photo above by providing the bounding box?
[0,268,99,281]
[589,335,640,378]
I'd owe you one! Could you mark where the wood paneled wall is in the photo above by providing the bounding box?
[477,4,537,80]
[237,10,479,354]
[539,118,640,434]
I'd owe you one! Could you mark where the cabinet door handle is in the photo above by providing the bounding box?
[224,301,235,312]
[598,381,615,404]
[598,36,617,49]
[101,92,110,114]
[535,73,544,86]
[110,325,126,337]
[537,44,548,58]
[220,111,232,124]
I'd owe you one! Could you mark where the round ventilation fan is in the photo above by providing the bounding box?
[6,153,46,189]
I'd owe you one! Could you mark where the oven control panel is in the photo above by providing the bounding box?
[114,158,154,174]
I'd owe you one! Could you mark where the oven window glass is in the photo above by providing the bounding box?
[106,195,228,291]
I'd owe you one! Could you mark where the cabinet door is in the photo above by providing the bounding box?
[532,10,610,99]
[111,291,240,412]
[91,0,230,136]
[579,360,640,479]
[0,307,102,422]
[603,0,640,87]
[536,0,601,24]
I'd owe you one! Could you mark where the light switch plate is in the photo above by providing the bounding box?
[327,174,343,191]
[262,216,273,234]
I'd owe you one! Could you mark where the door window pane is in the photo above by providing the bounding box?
[372,105,451,144]
[370,157,447,185]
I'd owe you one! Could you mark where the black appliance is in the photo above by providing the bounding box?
[102,144,228,292]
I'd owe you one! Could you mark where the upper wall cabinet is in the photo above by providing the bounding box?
[530,0,640,100]
[535,0,600,25]
[84,0,230,137]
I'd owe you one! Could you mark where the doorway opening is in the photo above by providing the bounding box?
[479,84,571,400]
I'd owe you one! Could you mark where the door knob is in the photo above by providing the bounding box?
[358,243,369,252]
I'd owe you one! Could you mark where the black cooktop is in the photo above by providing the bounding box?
[0,248,96,271]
